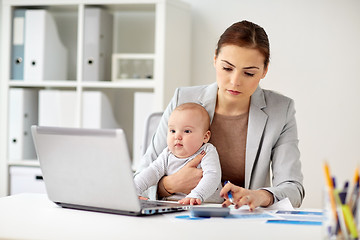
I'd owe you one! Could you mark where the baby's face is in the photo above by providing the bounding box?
[167,109,209,158]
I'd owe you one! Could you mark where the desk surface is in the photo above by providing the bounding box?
[0,194,322,240]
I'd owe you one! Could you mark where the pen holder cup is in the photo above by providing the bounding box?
[323,187,337,239]
[357,191,360,238]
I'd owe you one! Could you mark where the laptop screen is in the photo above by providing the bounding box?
[31,126,142,213]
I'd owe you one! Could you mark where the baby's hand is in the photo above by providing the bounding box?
[138,196,149,200]
[178,197,202,205]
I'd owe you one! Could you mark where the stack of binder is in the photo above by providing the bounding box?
[11,9,68,81]
[38,90,77,127]
[38,90,119,129]
[8,7,115,161]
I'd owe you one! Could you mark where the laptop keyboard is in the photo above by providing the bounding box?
[140,199,178,208]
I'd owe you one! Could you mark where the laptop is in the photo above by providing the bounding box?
[31,125,189,216]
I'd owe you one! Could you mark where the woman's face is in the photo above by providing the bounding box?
[214,45,268,105]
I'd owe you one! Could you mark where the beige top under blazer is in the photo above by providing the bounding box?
[137,82,305,208]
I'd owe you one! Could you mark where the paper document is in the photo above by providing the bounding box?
[265,197,294,211]
[172,198,323,226]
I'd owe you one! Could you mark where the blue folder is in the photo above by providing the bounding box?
[11,9,26,80]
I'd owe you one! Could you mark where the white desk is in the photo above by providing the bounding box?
[0,194,321,240]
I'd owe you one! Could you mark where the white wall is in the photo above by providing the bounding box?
[0,0,2,118]
[183,0,360,208]
[0,0,2,80]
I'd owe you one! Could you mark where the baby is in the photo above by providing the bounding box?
[134,102,223,204]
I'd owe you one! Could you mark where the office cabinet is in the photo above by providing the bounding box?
[0,0,191,196]
[10,166,46,195]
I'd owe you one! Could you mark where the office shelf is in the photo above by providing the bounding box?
[9,80,78,88]
[0,0,191,196]
[82,80,155,89]
[8,160,40,167]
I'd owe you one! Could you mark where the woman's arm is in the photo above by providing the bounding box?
[220,182,273,211]
[158,152,204,197]
[185,144,221,202]
[263,98,304,207]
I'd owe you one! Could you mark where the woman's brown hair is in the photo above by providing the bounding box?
[215,20,270,68]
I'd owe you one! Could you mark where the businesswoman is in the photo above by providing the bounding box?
[136,20,305,209]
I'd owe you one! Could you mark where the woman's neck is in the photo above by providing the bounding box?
[215,94,250,116]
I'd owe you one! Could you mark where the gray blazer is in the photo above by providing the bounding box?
[137,82,305,207]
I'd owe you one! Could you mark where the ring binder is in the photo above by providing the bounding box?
[83,8,113,81]
[11,9,26,80]
[8,88,38,160]
[23,9,68,81]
